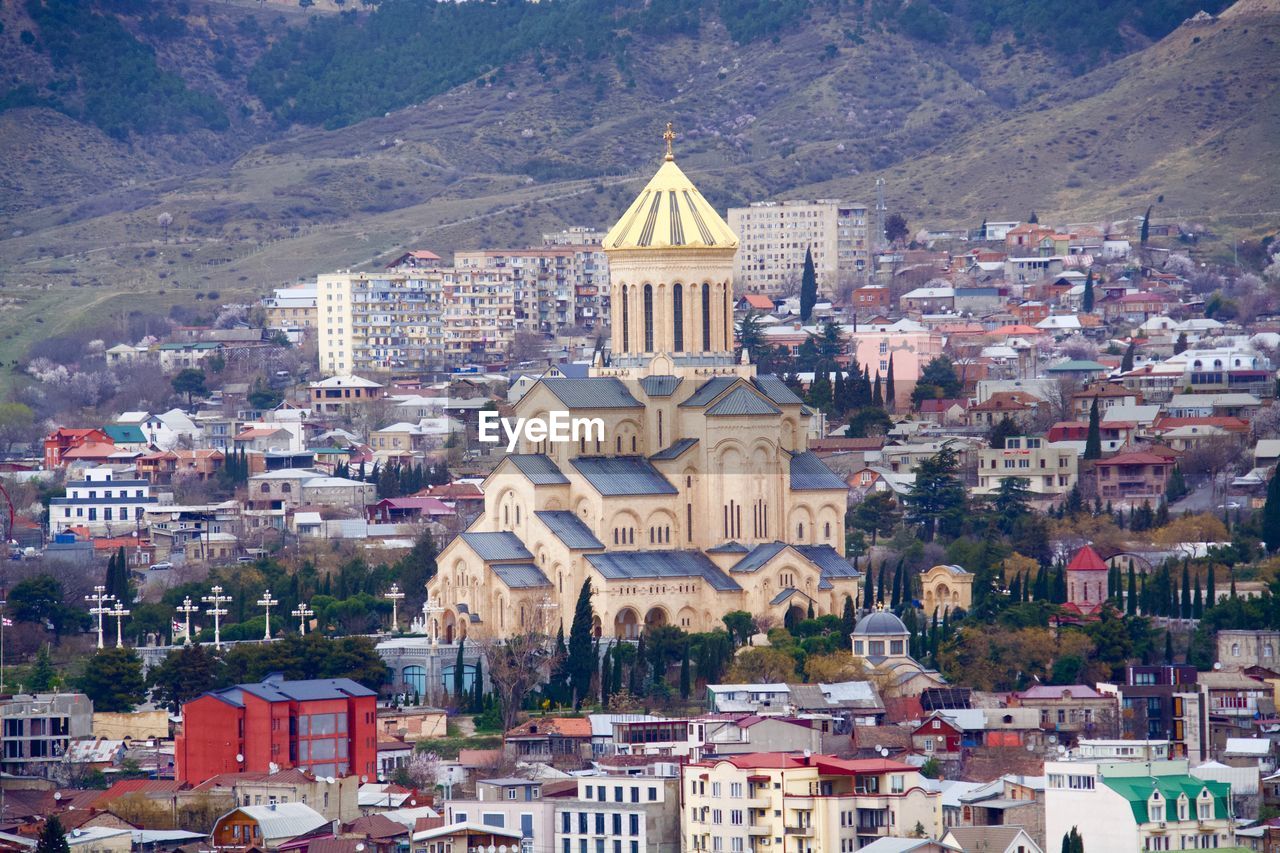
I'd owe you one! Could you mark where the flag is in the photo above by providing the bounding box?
[172,619,187,640]
[1,618,11,627]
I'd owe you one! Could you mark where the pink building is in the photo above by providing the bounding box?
[1063,545,1109,617]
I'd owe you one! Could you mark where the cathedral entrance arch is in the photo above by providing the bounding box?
[786,604,806,625]
[615,608,640,640]
[645,607,668,630]
[443,611,457,644]
[591,615,603,639]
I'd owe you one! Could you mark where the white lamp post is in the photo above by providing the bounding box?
[85,585,116,650]
[109,600,130,648]
[202,585,231,650]
[293,602,314,635]
[385,584,405,632]
[257,589,279,640]
[176,596,199,645]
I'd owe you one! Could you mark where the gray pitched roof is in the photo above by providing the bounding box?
[586,550,741,591]
[540,377,641,408]
[649,438,698,461]
[492,563,553,589]
[639,375,682,397]
[795,544,860,579]
[216,677,375,707]
[570,456,678,496]
[731,542,789,573]
[706,541,750,553]
[535,510,605,550]
[459,531,534,562]
[706,386,782,417]
[753,374,805,406]
[789,450,848,490]
[506,454,570,485]
[680,376,739,407]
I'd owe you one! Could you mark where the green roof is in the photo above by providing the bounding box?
[157,342,222,351]
[103,424,147,443]
[1046,359,1108,372]
[1101,774,1230,825]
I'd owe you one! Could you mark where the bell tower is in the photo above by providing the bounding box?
[600,124,741,374]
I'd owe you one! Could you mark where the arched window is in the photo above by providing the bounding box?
[798,523,805,539]
[672,284,684,352]
[643,284,654,352]
[402,665,426,698]
[260,483,270,494]
[702,283,712,351]
[621,285,630,351]
[723,287,730,350]
[824,522,831,539]
[281,483,291,493]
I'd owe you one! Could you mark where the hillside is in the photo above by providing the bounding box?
[0,0,1274,382]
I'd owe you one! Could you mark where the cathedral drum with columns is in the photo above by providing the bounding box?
[425,130,861,642]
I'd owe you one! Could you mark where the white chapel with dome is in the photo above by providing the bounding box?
[425,129,861,643]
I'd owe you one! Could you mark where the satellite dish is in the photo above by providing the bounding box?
[410,799,417,806]
[328,776,337,784]
[235,754,244,763]
[54,792,62,801]
[874,744,883,752]
[879,747,889,757]
[1026,743,1036,752]
[1213,662,1223,670]
[361,775,369,783]
[356,845,365,852]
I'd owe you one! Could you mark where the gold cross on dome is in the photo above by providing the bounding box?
[663,121,675,160]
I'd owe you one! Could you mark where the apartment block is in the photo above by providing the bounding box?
[263,284,317,332]
[49,466,157,536]
[975,436,1079,496]
[441,267,517,365]
[455,244,607,334]
[729,200,870,296]
[682,753,941,853]
[316,271,445,377]
[0,693,93,777]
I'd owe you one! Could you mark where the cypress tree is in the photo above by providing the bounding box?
[1084,398,1102,460]
[841,594,856,635]
[453,639,465,698]
[600,646,612,706]
[806,599,815,620]
[1083,271,1095,314]
[611,645,623,695]
[1180,563,1193,619]
[800,247,817,322]
[1127,563,1137,616]
[1193,576,1204,620]
[472,657,484,712]
[36,815,70,853]
[872,372,883,408]
[1141,205,1152,244]
[891,561,903,608]
[863,566,874,611]
[1264,466,1280,552]
[1120,340,1134,372]
[679,644,691,700]
[1207,565,1217,608]
[630,634,648,694]
[886,355,896,411]
[567,581,596,705]
[1053,565,1066,603]
[1010,573,1022,602]
[876,563,887,604]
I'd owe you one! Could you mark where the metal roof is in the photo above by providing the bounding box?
[535,511,605,550]
[570,456,678,496]
[752,374,805,406]
[640,375,682,397]
[706,387,781,416]
[233,802,330,841]
[706,541,750,553]
[214,677,375,706]
[731,542,789,573]
[649,437,698,461]
[795,545,860,578]
[540,377,641,408]
[506,454,570,485]
[586,550,742,591]
[789,451,848,490]
[459,531,535,562]
[492,563,553,589]
[680,376,738,407]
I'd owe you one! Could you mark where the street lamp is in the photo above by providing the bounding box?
[202,585,232,650]
[293,602,314,635]
[176,596,199,646]
[257,589,279,640]
[85,585,116,650]
[424,594,444,645]
[109,600,130,648]
[385,584,405,632]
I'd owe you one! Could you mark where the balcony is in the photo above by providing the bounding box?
[746,824,771,836]
[784,826,814,837]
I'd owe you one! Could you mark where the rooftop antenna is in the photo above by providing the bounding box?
[875,177,887,253]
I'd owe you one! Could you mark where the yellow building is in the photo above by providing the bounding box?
[425,134,858,642]
[919,564,973,618]
[682,752,942,853]
[729,199,872,295]
[975,435,1078,497]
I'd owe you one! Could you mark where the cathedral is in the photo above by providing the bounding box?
[425,131,860,642]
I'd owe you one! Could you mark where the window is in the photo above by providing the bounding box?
[673,284,684,352]
[643,284,654,351]
[702,284,712,350]
[622,286,630,351]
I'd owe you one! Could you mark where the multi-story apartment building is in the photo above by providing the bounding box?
[316,270,445,377]
[263,284,318,332]
[1044,758,1233,853]
[682,753,941,853]
[49,466,156,536]
[441,266,517,365]
[975,436,1079,497]
[729,200,870,295]
[0,693,93,777]
[176,674,377,785]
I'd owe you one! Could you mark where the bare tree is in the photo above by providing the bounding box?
[157,211,173,242]
[479,627,563,733]
[1179,435,1242,504]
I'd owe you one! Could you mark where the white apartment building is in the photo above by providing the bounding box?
[316,271,445,377]
[729,200,870,295]
[455,244,607,334]
[975,436,1079,496]
[50,466,156,536]
[1044,758,1233,853]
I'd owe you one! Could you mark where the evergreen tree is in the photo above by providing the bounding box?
[611,644,623,695]
[841,595,856,634]
[1174,332,1188,355]
[872,372,883,408]
[1084,397,1102,460]
[806,599,815,620]
[1120,340,1135,372]
[1206,565,1217,609]
[806,364,833,413]
[799,247,817,322]
[1193,576,1204,620]
[1083,271,1095,314]
[630,634,648,694]
[600,646,612,707]
[36,815,70,853]
[876,562,887,604]
[679,643,691,700]
[567,581,596,705]
[1180,563,1193,619]
[863,567,874,612]
[28,644,57,692]
[885,355,896,411]
[472,658,484,712]
[1010,573,1022,602]
[1052,565,1067,603]
[453,639,465,697]
[1263,466,1280,552]
[1127,563,1137,616]
[903,444,966,542]
[891,561,903,608]
[1141,205,1152,244]
[1028,211,1039,224]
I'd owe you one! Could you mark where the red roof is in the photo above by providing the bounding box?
[1093,451,1172,466]
[1067,545,1108,572]
[742,294,775,310]
[697,752,914,773]
[94,779,186,807]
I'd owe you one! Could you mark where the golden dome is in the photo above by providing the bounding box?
[604,137,739,252]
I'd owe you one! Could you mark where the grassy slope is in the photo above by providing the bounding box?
[0,1,1275,387]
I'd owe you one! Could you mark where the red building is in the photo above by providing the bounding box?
[43,428,112,469]
[1063,544,1109,617]
[176,674,377,785]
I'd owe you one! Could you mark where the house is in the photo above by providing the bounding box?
[851,285,892,313]
[197,769,360,823]
[310,376,386,415]
[411,821,523,853]
[1093,452,1173,504]
[954,775,1046,848]
[43,428,112,468]
[210,802,333,851]
[918,399,969,425]
[975,436,1078,498]
[965,392,1040,428]
[503,717,594,763]
[942,825,1044,853]
[0,693,93,778]
[1010,685,1117,744]
[48,466,156,536]
[900,286,956,315]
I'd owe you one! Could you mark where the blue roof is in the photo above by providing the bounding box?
[731,542,789,573]
[214,677,376,706]
[680,376,739,407]
[492,563,553,589]
[770,588,803,606]
[540,378,641,408]
[752,374,805,406]
[103,424,147,443]
[640,375,682,397]
[535,510,604,550]
[570,456,678,496]
[506,454,570,485]
[796,544,860,578]
[706,386,781,416]
[649,438,698,461]
[706,541,750,554]
[585,550,741,591]
[789,451,848,490]
[459,531,534,562]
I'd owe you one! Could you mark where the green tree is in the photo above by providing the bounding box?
[171,368,208,406]
[105,547,131,605]
[1174,331,1188,355]
[850,491,901,546]
[1264,466,1280,552]
[885,213,909,245]
[8,575,80,638]
[76,647,146,712]
[799,247,817,322]
[1141,205,1153,244]
[911,356,962,405]
[147,644,222,712]
[453,639,466,697]
[885,354,896,410]
[1083,270,1095,313]
[28,645,57,692]
[1084,397,1102,460]
[567,581,596,705]
[736,312,765,362]
[1120,340,1135,372]
[807,365,833,413]
[36,815,70,853]
[988,415,1020,449]
[722,611,755,647]
[904,444,966,542]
